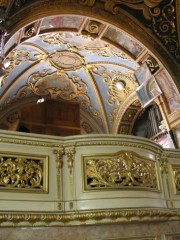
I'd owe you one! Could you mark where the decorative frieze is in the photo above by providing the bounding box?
[0,209,180,226]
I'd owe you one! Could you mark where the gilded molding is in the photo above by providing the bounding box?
[0,138,63,148]
[76,141,162,154]
[0,137,162,154]
[0,209,180,226]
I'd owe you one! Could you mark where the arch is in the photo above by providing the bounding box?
[0,1,179,145]
[5,0,179,87]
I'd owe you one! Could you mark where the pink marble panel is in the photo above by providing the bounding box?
[0,221,180,240]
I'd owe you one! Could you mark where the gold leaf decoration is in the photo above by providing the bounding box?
[0,155,46,191]
[79,0,179,61]
[84,151,158,190]
[79,0,162,19]
[0,209,180,226]
[11,70,103,124]
[49,50,85,71]
[171,165,180,194]
[150,0,180,61]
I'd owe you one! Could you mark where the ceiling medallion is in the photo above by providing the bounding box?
[49,51,86,71]
[108,74,138,105]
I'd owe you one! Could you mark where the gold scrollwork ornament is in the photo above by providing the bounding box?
[78,0,163,19]
[65,148,76,173]
[54,149,64,173]
[85,151,158,190]
[159,156,168,174]
[0,156,43,189]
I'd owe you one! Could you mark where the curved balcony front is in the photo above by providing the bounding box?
[0,130,180,226]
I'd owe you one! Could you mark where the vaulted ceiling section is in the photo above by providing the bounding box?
[0,0,179,135]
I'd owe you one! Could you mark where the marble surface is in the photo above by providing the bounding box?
[0,221,180,240]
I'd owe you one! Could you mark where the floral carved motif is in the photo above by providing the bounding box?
[0,155,47,191]
[171,165,180,194]
[84,151,158,190]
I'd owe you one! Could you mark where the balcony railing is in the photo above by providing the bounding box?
[0,130,180,226]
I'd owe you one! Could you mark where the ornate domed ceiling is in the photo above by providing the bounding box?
[0,15,159,134]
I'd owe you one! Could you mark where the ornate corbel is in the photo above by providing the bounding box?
[65,147,76,208]
[65,148,76,174]
[53,149,65,210]
[54,149,65,174]
[158,154,168,174]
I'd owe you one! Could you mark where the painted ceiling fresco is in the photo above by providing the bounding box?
[0,15,148,134]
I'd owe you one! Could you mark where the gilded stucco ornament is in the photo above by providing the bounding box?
[2,49,46,86]
[49,51,86,71]
[79,0,162,19]
[54,149,65,210]
[79,0,179,61]
[150,0,180,61]
[171,165,180,194]
[159,155,168,174]
[65,148,76,174]
[54,149,64,173]
[5,69,103,125]
[89,65,138,107]
[81,121,94,133]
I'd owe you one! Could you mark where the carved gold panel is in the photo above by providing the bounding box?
[170,165,180,195]
[0,152,48,193]
[83,151,159,191]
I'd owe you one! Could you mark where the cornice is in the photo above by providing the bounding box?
[0,136,162,154]
[0,209,180,226]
